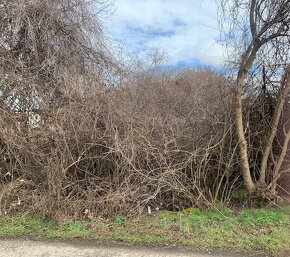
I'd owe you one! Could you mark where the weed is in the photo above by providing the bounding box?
[114,215,126,226]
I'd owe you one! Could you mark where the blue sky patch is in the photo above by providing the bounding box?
[105,0,223,68]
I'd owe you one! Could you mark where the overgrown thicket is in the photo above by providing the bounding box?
[0,63,239,218]
[0,0,287,219]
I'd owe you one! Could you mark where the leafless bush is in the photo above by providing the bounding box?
[1,65,240,218]
[0,0,243,219]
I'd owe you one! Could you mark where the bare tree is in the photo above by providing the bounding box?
[219,0,290,195]
[0,0,117,120]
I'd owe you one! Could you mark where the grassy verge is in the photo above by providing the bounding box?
[0,206,289,256]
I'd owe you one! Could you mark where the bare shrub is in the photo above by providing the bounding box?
[0,0,241,219]
[1,66,239,218]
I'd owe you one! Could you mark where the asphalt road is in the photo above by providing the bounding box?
[0,238,263,257]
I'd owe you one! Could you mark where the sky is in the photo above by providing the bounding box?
[104,0,223,68]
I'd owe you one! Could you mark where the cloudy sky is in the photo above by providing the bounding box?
[104,0,223,68]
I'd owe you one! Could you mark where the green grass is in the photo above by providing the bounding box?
[0,206,289,256]
[0,215,94,239]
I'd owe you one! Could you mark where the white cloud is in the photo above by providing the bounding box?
[105,0,223,66]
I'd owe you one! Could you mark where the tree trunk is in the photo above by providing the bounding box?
[235,42,260,193]
[260,66,290,184]
[277,71,290,203]
[236,70,256,192]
